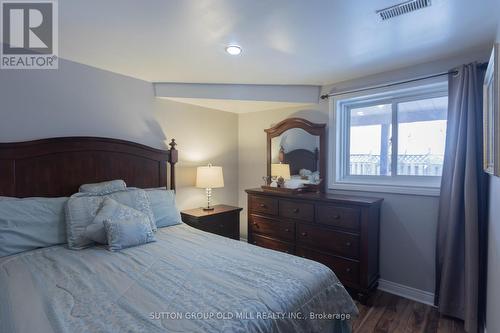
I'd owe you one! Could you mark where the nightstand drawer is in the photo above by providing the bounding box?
[197,216,237,238]
[297,223,359,259]
[250,196,278,215]
[249,214,294,242]
[251,234,294,254]
[279,200,314,221]
[297,246,359,286]
[316,204,360,231]
[180,205,242,240]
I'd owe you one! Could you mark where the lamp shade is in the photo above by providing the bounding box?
[271,163,291,180]
[196,165,224,189]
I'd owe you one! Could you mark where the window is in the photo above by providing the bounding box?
[331,79,447,195]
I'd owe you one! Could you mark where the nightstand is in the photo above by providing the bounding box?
[181,205,243,240]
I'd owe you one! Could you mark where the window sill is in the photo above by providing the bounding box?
[329,181,441,197]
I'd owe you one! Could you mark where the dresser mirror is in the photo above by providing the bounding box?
[265,118,326,192]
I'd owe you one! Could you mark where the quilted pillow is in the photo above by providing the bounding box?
[79,180,126,195]
[145,188,182,228]
[104,214,155,252]
[85,197,151,244]
[65,189,156,249]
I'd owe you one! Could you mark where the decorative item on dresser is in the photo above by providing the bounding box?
[246,188,382,302]
[181,205,242,240]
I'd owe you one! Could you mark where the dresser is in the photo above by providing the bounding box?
[246,188,382,300]
[181,205,242,240]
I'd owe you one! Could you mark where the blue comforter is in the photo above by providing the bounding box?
[0,224,357,333]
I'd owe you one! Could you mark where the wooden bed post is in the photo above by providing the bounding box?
[278,146,285,163]
[168,139,178,191]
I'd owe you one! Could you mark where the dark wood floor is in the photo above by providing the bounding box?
[352,291,466,333]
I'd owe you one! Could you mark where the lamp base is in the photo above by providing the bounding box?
[202,188,215,212]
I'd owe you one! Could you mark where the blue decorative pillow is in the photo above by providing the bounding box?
[65,189,156,249]
[0,197,68,257]
[104,215,155,252]
[79,180,126,195]
[85,197,151,244]
[145,188,182,228]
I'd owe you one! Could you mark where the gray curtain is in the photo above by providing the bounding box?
[435,63,488,333]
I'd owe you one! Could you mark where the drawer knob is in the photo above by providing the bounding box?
[346,268,352,273]
[259,203,266,208]
[284,228,290,232]
[345,241,352,247]
[293,208,300,213]
[301,232,308,237]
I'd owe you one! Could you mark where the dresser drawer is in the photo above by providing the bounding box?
[297,223,359,259]
[250,215,295,242]
[316,204,360,231]
[251,234,295,254]
[279,200,314,222]
[250,196,278,216]
[246,188,382,300]
[297,246,360,285]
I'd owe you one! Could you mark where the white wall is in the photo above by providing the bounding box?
[485,22,500,333]
[238,100,439,294]
[321,48,490,97]
[0,59,239,210]
[271,128,319,164]
[238,50,491,296]
[487,177,500,333]
[0,46,494,304]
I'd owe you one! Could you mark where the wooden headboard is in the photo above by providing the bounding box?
[283,148,319,175]
[0,137,178,198]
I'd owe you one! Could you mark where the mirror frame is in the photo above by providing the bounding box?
[265,117,326,192]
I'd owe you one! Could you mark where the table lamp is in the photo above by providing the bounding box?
[196,164,224,211]
[271,163,291,187]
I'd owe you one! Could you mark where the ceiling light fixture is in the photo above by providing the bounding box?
[225,45,242,55]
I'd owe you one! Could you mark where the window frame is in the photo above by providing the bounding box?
[329,78,448,196]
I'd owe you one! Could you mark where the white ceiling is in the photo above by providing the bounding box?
[161,97,314,114]
[153,82,320,113]
[59,0,500,85]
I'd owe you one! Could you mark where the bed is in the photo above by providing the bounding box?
[0,137,357,333]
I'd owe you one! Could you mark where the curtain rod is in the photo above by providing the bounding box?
[320,62,488,100]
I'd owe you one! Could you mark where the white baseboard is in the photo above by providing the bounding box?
[378,279,435,307]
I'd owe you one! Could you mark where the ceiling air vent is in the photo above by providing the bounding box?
[376,0,431,20]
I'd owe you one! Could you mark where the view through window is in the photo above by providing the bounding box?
[347,95,447,178]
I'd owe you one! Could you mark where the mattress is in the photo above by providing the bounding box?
[0,224,357,333]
